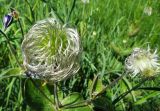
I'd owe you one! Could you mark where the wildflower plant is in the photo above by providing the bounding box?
[3,8,19,30]
[1,1,160,111]
[22,18,80,82]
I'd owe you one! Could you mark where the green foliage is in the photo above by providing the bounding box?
[0,0,160,111]
[0,68,23,79]
[61,93,92,111]
[24,80,55,111]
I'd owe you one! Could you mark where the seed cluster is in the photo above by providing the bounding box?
[22,18,80,82]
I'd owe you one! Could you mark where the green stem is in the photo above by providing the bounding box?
[66,0,76,23]
[93,73,126,99]
[54,82,62,110]
[113,77,151,104]
[25,0,35,22]
[29,78,57,110]
[90,75,99,98]
[0,29,22,68]
[137,87,160,91]
[48,1,64,24]
[122,77,136,102]
[18,18,24,41]
[61,73,125,108]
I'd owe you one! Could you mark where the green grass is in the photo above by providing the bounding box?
[0,0,160,111]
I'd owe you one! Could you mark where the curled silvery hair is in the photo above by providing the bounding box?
[22,18,80,82]
[125,47,160,77]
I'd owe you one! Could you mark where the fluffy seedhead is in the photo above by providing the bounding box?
[125,47,160,77]
[22,18,80,82]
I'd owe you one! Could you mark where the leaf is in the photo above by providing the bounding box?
[134,92,160,105]
[6,78,16,106]
[88,79,93,95]
[24,80,55,111]
[61,92,92,111]
[92,97,114,111]
[95,78,103,92]
[0,68,23,79]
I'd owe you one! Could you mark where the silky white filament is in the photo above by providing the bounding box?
[125,47,160,77]
[22,18,80,82]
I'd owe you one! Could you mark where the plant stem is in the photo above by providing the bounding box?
[67,0,76,23]
[61,73,125,108]
[93,73,126,99]
[54,82,62,110]
[29,78,57,111]
[48,1,64,24]
[25,0,35,22]
[113,77,152,104]
[17,18,24,41]
[0,29,22,68]
[137,87,160,91]
[90,75,99,98]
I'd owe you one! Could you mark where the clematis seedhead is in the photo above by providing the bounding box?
[22,18,81,82]
[125,47,160,77]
